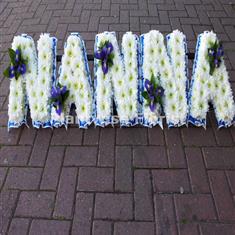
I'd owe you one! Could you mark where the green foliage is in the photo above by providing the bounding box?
[207,40,222,76]
[97,40,114,73]
[51,83,70,111]
[3,48,27,80]
[142,91,149,100]
[142,73,164,112]
[3,66,10,77]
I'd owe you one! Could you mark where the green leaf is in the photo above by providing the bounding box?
[15,70,20,80]
[8,48,16,65]
[142,91,149,100]
[62,90,70,103]
[51,97,57,103]
[3,67,10,78]
[150,73,155,84]
[109,53,114,60]
[107,60,113,67]
[153,82,158,90]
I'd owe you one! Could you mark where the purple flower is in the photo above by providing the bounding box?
[54,101,63,115]
[214,58,219,68]
[208,48,215,57]
[9,65,15,78]
[15,49,20,63]
[51,85,68,116]
[208,42,224,73]
[95,42,114,74]
[17,63,26,75]
[150,100,156,112]
[144,78,164,112]
[145,79,154,99]
[155,86,164,97]
[217,45,224,57]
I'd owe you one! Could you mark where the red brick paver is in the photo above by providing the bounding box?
[0,0,235,234]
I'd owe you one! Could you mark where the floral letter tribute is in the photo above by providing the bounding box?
[7,34,37,129]
[7,34,56,129]
[31,34,57,128]
[140,30,188,128]
[188,31,235,128]
[5,30,235,130]
[94,32,139,126]
[51,33,93,128]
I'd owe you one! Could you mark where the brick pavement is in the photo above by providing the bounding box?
[0,0,235,234]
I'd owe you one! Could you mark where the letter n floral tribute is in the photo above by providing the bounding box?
[94,32,139,126]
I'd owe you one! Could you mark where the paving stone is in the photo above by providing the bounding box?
[92,220,112,235]
[133,146,168,168]
[154,195,178,235]
[78,167,113,192]
[174,194,217,222]
[115,146,133,192]
[152,169,190,193]
[51,128,83,145]
[0,111,8,127]
[72,192,94,235]
[64,146,97,166]
[0,127,20,145]
[5,167,42,190]
[15,191,55,218]
[148,126,165,145]
[116,128,148,145]
[185,5,197,17]
[0,190,19,235]
[98,128,115,167]
[226,171,235,195]
[185,147,210,193]
[178,223,199,235]
[40,146,64,190]
[19,127,37,145]
[8,218,30,235]
[213,128,234,146]
[0,167,7,189]
[181,127,216,146]
[0,96,6,109]
[95,193,133,220]
[54,167,77,219]
[29,130,52,166]
[134,170,154,221]
[164,128,186,168]
[83,127,100,145]
[0,146,31,166]
[203,147,235,169]
[209,114,234,146]
[114,222,155,235]
[29,219,70,235]
[208,170,235,222]
[200,223,235,235]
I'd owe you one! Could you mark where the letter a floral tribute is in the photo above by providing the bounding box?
[188,31,235,128]
[51,33,93,128]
